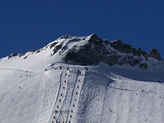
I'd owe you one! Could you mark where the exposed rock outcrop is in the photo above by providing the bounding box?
[63,34,150,69]
[149,48,161,60]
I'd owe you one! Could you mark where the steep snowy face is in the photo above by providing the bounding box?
[0,34,163,71]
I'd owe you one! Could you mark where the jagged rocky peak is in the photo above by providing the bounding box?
[109,40,162,60]
[50,34,162,69]
[87,34,100,42]
[149,48,161,60]
[6,34,162,70]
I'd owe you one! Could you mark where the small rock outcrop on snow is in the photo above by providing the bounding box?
[149,48,161,60]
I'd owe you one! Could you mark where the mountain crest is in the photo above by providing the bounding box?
[47,34,162,69]
[4,34,163,71]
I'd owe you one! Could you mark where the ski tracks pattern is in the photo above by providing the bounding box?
[48,65,86,123]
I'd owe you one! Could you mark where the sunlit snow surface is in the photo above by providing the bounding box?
[0,63,164,123]
[0,35,164,123]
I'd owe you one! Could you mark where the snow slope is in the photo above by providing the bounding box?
[0,63,164,123]
[0,35,164,123]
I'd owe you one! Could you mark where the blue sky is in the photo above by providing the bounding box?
[0,0,164,58]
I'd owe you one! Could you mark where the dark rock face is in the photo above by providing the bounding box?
[109,40,133,54]
[109,40,149,59]
[88,34,100,43]
[52,44,62,55]
[149,48,161,60]
[8,53,24,59]
[62,34,152,69]
[64,42,103,65]
[8,53,18,59]
[108,40,162,61]
[49,42,58,49]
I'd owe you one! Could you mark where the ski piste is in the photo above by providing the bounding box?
[48,65,86,123]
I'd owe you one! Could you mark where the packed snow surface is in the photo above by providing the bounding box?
[0,63,164,123]
[0,35,164,123]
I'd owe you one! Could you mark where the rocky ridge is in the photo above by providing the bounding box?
[7,34,162,69]
[57,34,162,69]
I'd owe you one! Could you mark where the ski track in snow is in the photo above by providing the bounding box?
[48,65,86,123]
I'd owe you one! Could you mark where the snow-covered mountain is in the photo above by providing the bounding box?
[0,34,164,123]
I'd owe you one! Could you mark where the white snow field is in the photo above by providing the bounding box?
[0,35,164,123]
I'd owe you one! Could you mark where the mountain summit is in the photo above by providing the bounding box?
[0,34,164,123]
[1,34,163,71]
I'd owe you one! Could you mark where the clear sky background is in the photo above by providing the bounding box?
[0,0,164,58]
